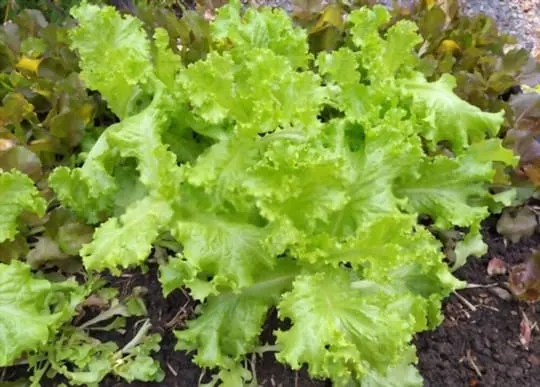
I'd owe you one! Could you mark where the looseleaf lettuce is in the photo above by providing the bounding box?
[50,1,516,385]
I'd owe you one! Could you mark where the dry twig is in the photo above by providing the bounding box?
[453,290,478,312]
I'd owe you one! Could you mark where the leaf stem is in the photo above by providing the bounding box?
[120,319,152,354]
[253,344,282,354]
[79,303,129,329]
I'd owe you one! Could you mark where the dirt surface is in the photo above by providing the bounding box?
[416,215,540,387]
[1,2,538,386]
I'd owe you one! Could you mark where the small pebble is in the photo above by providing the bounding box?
[528,354,540,366]
[489,287,513,301]
[509,366,524,378]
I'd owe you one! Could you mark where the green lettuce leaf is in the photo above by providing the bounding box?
[48,139,119,224]
[275,267,424,386]
[401,73,505,152]
[324,116,423,237]
[360,347,423,387]
[179,48,325,136]
[50,90,183,223]
[171,258,299,368]
[212,0,310,69]
[348,6,423,80]
[28,322,164,386]
[51,4,514,386]
[171,205,282,291]
[0,260,86,366]
[0,170,46,243]
[114,332,164,383]
[395,139,516,230]
[50,79,183,273]
[240,129,349,231]
[69,3,154,118]
[81,197,172,274]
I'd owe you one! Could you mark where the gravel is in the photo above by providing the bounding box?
[255,0,539,52]
[460,0,539,52]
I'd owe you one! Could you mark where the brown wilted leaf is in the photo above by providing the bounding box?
[509,252,540,301]
[496,206,538,243]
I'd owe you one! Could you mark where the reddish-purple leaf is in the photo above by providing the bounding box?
[509,252,540,301]
[519,312,532,349]
[487,257,506,276]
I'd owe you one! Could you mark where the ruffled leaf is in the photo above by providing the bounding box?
[0,169,46,242]
[82,197,173,274]
[212,0,310,69]
[275,267,441,386]
[69,3,154,118]
[395,139,516,230]
[0,260,86,366]
[173,258,299,368]
[401,73,505,152]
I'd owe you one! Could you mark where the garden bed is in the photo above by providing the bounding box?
[110,216,540,386]
[99,216,540,386]
[97,216,539,386]
[6,214,535,387]
[1,1,539,386]
[417,215,540,386]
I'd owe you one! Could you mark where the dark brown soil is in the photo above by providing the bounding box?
[2,215,539,387]
[416,216,540,387]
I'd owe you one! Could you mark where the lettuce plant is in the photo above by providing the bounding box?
[47,1,516,385]
[0,256,164,386]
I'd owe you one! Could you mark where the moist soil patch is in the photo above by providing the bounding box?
[416,216,540,387]
[2,214,539,386]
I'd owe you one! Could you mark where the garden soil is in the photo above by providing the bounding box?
[5,214,535,387]
[417,215,540,387]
